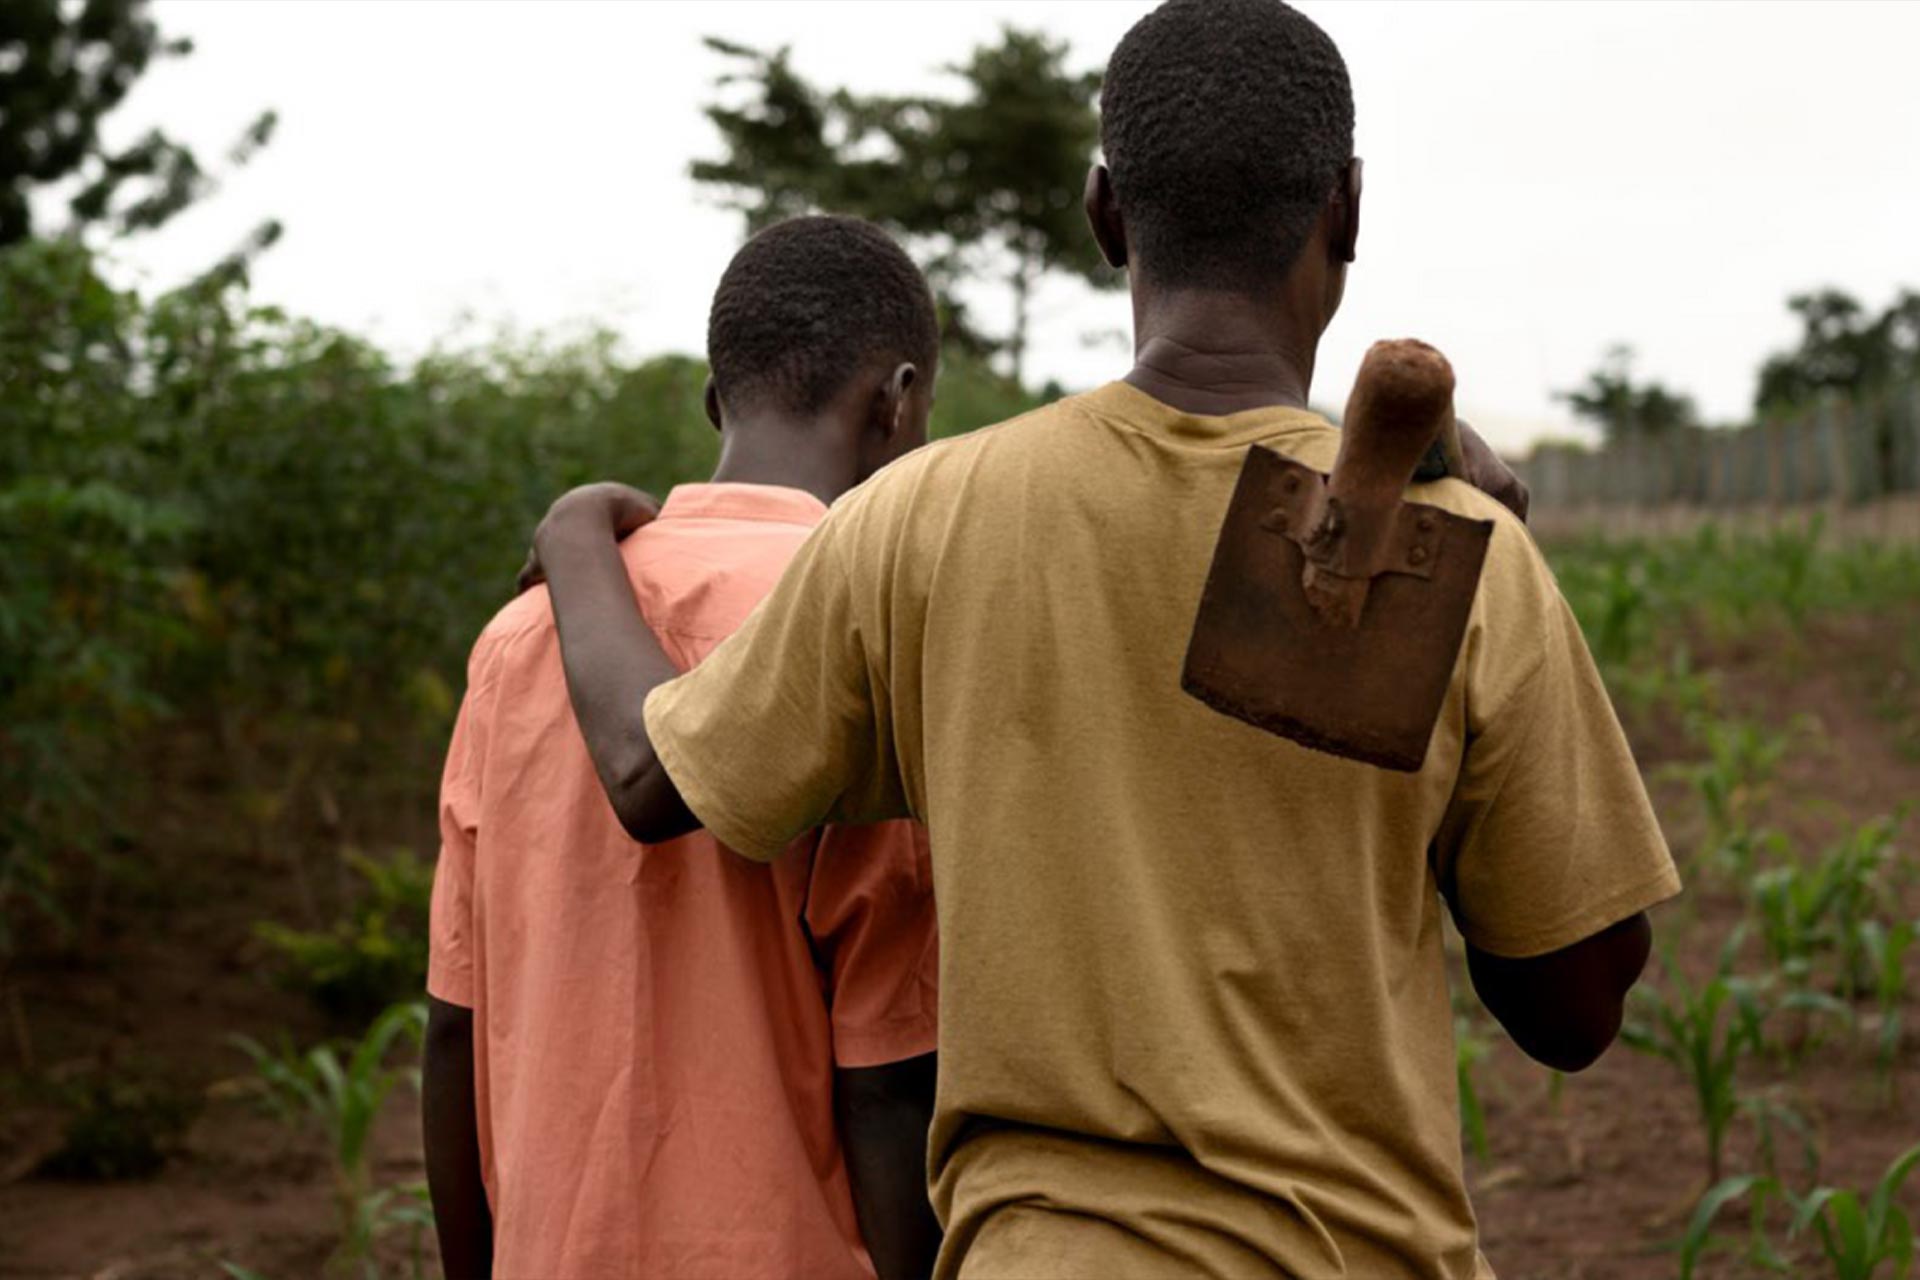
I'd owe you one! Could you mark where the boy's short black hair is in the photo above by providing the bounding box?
[1101,0,1354,289]
[707,215,939,415]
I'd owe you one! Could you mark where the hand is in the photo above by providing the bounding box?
[1454,419,1530,522]
[517,482,661,593]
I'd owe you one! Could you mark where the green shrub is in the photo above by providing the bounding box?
[0,235,1055,960]
[255,850,433,1024]
[231,1001,429,1277]
[1689,1143,1920,1280]
[38,1067,199,1180]
[1622,961,1763,1182]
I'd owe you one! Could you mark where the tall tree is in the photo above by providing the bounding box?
[1755,288,1920,415]
[1558,345,1698,441]
[691,28,1113,383]
[688,38,841,236]
[844,31,1110,384]
[0,0,276,262]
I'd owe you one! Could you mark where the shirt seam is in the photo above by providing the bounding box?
[832,1011,940,1069]
[1074,385,1336,452]
[477,586,758,656]
[1436,638,1552,895]
[1462,864,1684,959]
[646,685,789,862]
[824,511,900,773]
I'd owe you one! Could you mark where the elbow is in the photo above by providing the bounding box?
[608,760,683,845]
[1515,1010,1623,1074]
[1470,911,1651,1075]
[609,770,662,844]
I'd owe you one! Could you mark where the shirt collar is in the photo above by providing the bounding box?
[658,482,831,527]
[1079,380,1333,450]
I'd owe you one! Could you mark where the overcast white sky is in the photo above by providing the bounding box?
[109,1,1920,452]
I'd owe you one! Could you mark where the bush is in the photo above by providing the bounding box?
[1,235,1044,959]
[38,1066,199,1180]
[255,850,433,1024]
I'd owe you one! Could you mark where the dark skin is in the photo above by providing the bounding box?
[423,996,492,1279]
[837,1052,944,1278]
[534,163,1633,1072]
[504,365,944,1280]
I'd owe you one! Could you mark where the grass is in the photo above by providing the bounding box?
[1620,932,1772,1183]
[230,1001,432,1278]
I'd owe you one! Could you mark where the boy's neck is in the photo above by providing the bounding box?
[1123,285,1323,418]
[707,416,857,509]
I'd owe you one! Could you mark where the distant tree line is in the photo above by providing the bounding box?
[1561,289,1920,443]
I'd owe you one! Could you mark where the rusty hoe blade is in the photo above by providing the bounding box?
[1181,340,1495,772]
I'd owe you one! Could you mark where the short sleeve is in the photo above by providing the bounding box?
[1435,563,1682,959]
[645,507,909,862]
[426,638,501,1006]
[805,820,940,1068]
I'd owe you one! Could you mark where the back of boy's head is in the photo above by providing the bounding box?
[1101,0,1354,290]
[707,215,939,418]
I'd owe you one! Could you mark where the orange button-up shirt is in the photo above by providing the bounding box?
[429,483,939,1279]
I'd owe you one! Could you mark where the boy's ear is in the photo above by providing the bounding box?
[1331,156,1363,265]
[703,377,723,432]
[1084,164,1128,270]
[876,362,918,438]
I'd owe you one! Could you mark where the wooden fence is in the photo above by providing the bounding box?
[1516,382,1920,515]
[1512,379,1920,541]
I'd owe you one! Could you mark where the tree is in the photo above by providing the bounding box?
[687,38,842,236]
[845,31,1110,384]
[1558,345,1698,441]
[1755,288,1920,415]
[691,28,1114,384]
[0,0,277,265]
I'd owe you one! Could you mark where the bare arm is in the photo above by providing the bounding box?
[422,996,493,1279]
[836,1053,943,1280]
[1465,911,1652,1073]
[528,485,700,844]
[1451,419,1529,521]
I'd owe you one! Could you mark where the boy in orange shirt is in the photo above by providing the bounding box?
[422,216,943,1280]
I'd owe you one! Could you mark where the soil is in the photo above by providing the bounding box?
[3,612,1917,1280]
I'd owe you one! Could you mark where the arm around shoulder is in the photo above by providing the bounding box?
[532,493,701,844]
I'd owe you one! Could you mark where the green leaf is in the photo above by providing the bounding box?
[1681,1175,1773,1279]
[1867,1143,1920,1245]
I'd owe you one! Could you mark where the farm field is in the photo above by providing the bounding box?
[3,524,1919,1280]
[7,2,1920,1275]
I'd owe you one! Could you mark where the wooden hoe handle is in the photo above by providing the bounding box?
[1301,340,1458,626]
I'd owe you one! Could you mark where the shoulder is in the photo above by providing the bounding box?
[1409,477,1555,598]
[1409,480,1574,715]
[464,588,557,687]
[818,396,1088,543]
[479,586,556,647]
[875,396,1089,490]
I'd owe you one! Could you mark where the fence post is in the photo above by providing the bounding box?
[1823,394,1848,509]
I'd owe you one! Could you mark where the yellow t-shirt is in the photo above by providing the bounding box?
[645,382,1681,1279]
